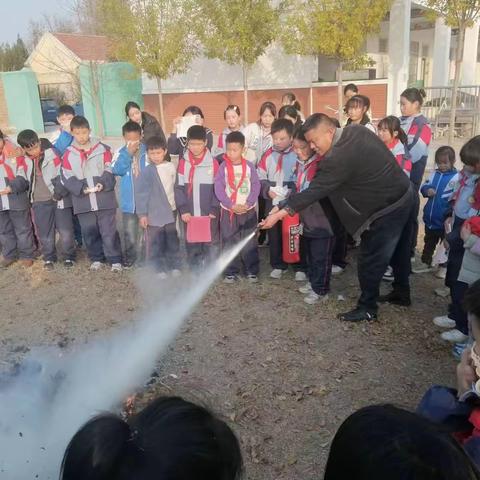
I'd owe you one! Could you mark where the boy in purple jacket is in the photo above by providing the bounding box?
[175,125,219,269]
[62,116,122,272]
[215,131,261,283]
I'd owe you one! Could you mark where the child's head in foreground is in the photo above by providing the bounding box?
[70,116,91,146]
[460,136,480,174]
[146,135,167,165]
[17,129,41,158]
[271,118,294,152]
[187,125,207,157]
[435,146,456,173]
[225,131,245,164]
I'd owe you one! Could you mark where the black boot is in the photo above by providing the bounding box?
[338,307,377,322]
[378,289,411,306]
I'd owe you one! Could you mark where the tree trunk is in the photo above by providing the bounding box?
[156,77,166,133]
[309,85,314,115]
[90,61,104,138]
[448,25,465,144]
[242,64,249,124]
[337,62,344,125]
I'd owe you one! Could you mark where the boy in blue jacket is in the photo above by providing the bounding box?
[112,121,148,267]
[136,135,180,278]
[414,146,457,273]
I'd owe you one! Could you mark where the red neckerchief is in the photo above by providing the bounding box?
[187,149,207,197]
[451,171,469,205]
[72,143,100,166]
[224,154,247,202]
[0,152,15,180]
[296,154,322,192]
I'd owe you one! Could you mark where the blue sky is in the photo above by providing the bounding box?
[1,0,69,43]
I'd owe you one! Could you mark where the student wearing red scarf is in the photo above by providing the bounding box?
[214,131,260,283]
[0,129,35,268]
[175,125,220,269]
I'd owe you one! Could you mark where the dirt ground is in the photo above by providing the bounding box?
[0,242,456,480]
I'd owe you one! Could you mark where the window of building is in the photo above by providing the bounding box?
[379,38,388,53]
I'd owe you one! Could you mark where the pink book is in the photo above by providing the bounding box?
[186,216,212,243]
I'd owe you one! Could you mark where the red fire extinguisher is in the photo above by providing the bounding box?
[282,213,302,263]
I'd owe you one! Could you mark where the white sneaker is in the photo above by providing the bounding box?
[441,329,468,343]
[412,262,433,274]
[171,269,181,278]
[382,266,394,282]
[331,265,345,275]
[157,271,168,280]
[299,282,313,294]
[304,292,329,305]
[433,315,456,329]
[270,269,286,279]
[435,266,447,279]
[111,263,122,272]
[89,261,103,271]
[295,271,307,282]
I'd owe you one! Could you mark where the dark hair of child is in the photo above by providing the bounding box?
[377,116,408,145]
[271,118,294,137]
[60,396,243,480]
[187,125,207,142]
[278,105,302,126]
[345,95,371,126]
[400,87,427,106]
[324,404,480,480]
[464,279,480,319]
[460,135,480,167]
[282,92,301,111]
[303,113,336,133]
[70,116,90,131]
[57,105,76,117]
[435,145,456,166]
[329,117,341,128]
[225,131,245,147]
[125,101,141,117]
[122,120,142,136]
[258,101,277,123]
[183,105,205,119]
[293,125,307,142]
[17,129,40,148]
[224,105,241,119]
[343,83,358,95]
[145,135,167,151]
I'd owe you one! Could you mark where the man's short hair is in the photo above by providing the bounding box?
[187,125,207,142]
[302,113,337,134]
[70,116,90,130]
[271,118,294,137]
[57,105,75,117]
[225,131,245,147]
[17,129,40,148]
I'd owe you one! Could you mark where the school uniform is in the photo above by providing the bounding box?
[26,146,75,262]
[112,143,148,265]
[62,139,121,264]
[257,146,299,271]
[296,154,336,295]
[401,114,432,257]
[0,153,35,261]
[419,167,457,266]
[214,156,261,276]
[51,129,73,156]
[387,138,412,178]
[135,162,180,273]
[174,149,220,268]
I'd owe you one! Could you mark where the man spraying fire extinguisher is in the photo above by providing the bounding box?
[261,114,415,323]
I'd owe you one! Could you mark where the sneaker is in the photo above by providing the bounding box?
[43,261,54,271]
[223,275,237,284]
[295,271,307,282]
[452,342,469,361]
[299,282,313,294]
[171,269,182,278]
[247,274,258,283]
[111,263,122,272]
[435,266,447,279]
[157,271,168,280]
[412,262,434,274]
[20,259,34,268]
[338,308,377,322]
[377,290,411,306]
[64,259,75,268]
[89,261,103,271]
[270,269,287,279]
[433,315,456,329]
[382,266,394,282]
[0,257,16,268]
[304,292,329,305]
[440,329,469,343]
[331,265,345,275]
